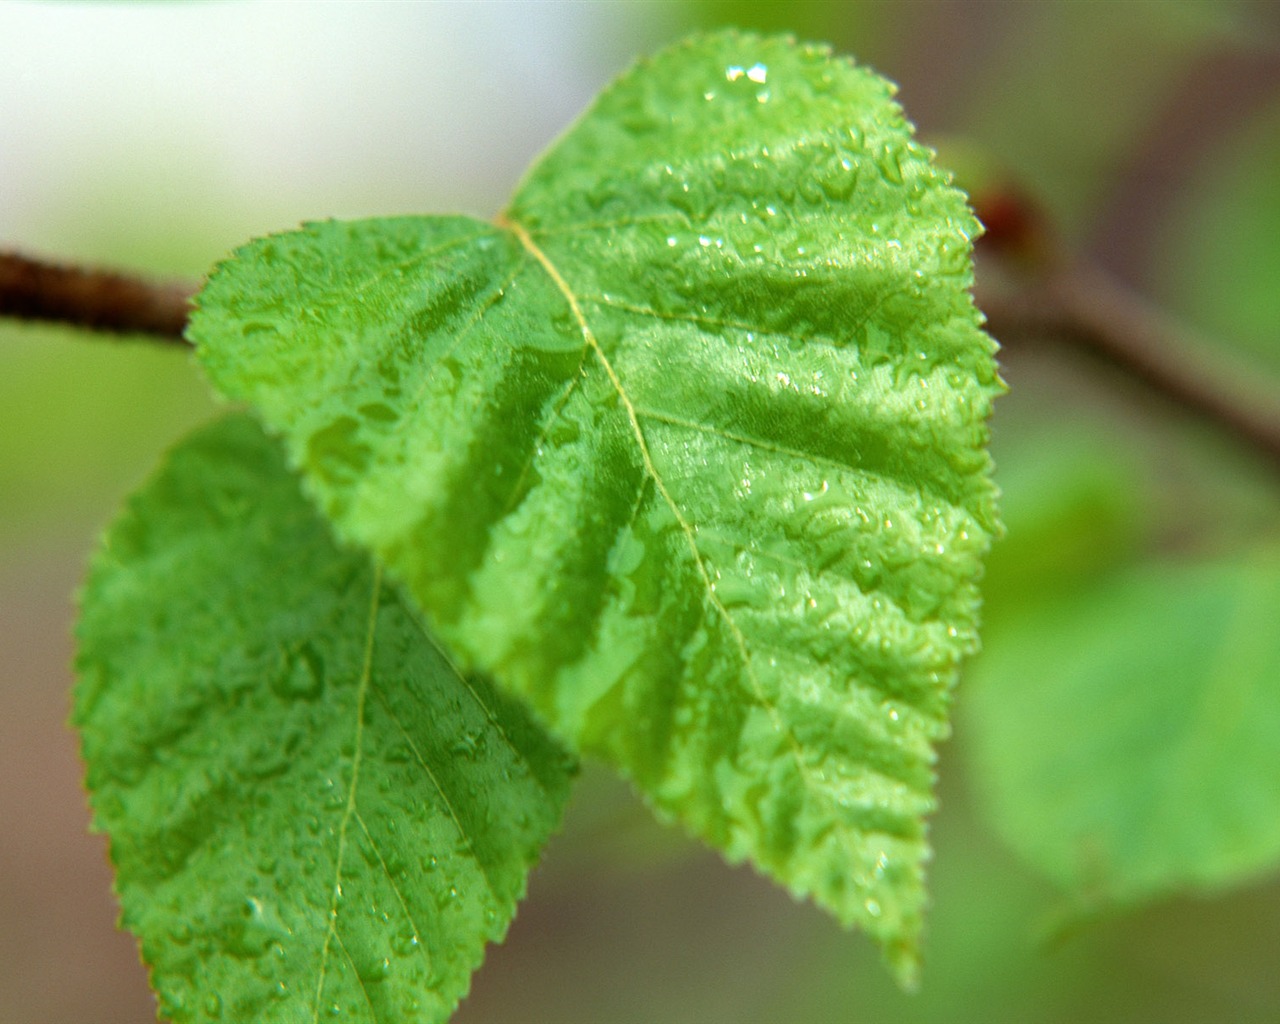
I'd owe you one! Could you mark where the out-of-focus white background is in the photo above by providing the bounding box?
[0,2,660,266]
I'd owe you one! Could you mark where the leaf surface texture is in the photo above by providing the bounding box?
[74,414,573,1023]
[190,32,1001,979]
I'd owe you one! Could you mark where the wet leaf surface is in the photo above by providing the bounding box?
[75,415,574,1023]
[189,31,1001,981]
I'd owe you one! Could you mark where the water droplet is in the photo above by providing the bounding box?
[747,62,768,84]
[357,956,392,984]
[271,642,325,701]
[449,728,486,759]
[227,896,291,958]
[391,930,421,957]
[876,145,905,185]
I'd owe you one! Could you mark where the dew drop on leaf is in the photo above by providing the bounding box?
[270,641,325,701]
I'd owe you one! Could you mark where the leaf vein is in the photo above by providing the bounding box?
[503,215,829,822]
[527,212,687,238]
[634,404,876,485]
[343,228,493,318]
[334,928,379,1021]
[353,810,431,977]
[396,595,566,807]
[373,686,501,904]
[390,260,524,431]
[311,565,382,1024]
[586,293,763,336]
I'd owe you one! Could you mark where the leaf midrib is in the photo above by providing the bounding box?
[499,213,862,843]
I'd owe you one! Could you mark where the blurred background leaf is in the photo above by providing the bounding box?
[967,551,1280,906]
[3,2,1279,1022]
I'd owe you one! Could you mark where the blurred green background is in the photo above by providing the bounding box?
[3,2,1279,1021]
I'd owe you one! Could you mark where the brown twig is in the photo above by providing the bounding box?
[970,184,1280,471]
[979,263,1280,469]
[0,251,194,344]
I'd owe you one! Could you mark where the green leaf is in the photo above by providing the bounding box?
[74,414,574,1024]
[965,553,1280,907]
[189,31,1000,981]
